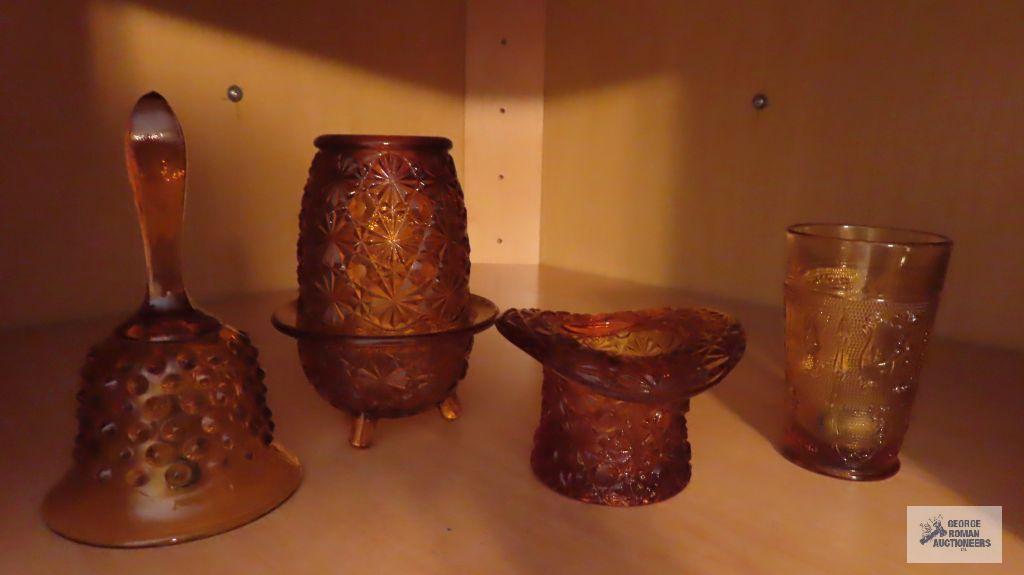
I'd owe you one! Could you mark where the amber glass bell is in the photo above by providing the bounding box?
[497,307,745,506]
[42,93,301,547]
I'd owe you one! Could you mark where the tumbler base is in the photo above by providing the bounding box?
[779,443,900,481]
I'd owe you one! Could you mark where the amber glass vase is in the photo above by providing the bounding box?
[782,224,952,480]
[278,134,496,446]
[297,135,471,335]
[497,307,745,506]
[42,93,301,547]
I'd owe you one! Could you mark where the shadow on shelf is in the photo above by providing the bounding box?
[125,0,466,96]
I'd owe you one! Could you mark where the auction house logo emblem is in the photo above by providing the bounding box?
[907,506,1002,563]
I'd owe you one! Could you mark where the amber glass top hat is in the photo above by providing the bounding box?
[42,93,301,547]
[497,307,746,403]
[497,307,745,506]
[296,135,477,336]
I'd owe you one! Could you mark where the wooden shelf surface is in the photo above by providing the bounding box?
[1,264,1020,573]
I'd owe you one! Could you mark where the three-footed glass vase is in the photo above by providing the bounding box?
[497,307,745,506]
[276,134,497,446]
[273,296,497,448]
[43,93,301,547]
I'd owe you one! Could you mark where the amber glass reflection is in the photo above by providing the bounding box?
[43,93,300,547]
[782,223,952,480]
[497,307,745,506]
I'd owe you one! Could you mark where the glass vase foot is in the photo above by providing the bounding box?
[349,413,376,449]
[438,393,462,421]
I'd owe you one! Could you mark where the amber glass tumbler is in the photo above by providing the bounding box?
[782,224,952,480]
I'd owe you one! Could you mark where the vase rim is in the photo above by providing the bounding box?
[314,134,452,150]
[787,223,952,248]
